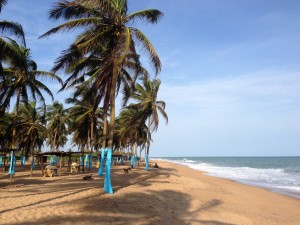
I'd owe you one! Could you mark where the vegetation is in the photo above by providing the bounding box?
[0,0,168,191]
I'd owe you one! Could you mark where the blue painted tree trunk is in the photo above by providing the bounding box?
[98,148,105,176]
[8,151,15,175]
[145,154,149,171]
[104,148,113,194]
[89,154,93,169]
[80,156,84,165]
[84,154,89,167]
[21,155,26,166]
[50,155,54,165]
[0,156,3,167]
[32,157,36,169]
[133,155,137,168]
[56,156,59,165]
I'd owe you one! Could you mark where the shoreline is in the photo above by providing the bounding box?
[1,160,300,224]
[155,157,300,200]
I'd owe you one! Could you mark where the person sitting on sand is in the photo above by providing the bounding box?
[70,162,79,173]
[44,165,58,177]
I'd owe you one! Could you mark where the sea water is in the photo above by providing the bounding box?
[155,157,300,199]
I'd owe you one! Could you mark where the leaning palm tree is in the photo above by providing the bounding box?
[41,0,163,193]
[127,77,168,170]
[46,101,70,152]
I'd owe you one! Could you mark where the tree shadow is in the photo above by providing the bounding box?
[0,164,237,225]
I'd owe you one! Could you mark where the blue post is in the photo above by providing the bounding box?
[21,155,26,166]
[32,157,36,169]
[0,156,2,167]
[98,148,105,176]
[8,151,15,175]
[130,156,134,165]
[104,148,113,194]
[84,154,89,167]
[133,155,137,168]
[50,155,54,165]
[145,154,149,171]
[89,154,93,169]
[80,156,83,165]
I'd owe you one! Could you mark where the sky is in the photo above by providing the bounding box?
[1,0,300,156]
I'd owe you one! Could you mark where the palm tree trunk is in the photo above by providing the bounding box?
[89,120,94,170]
[104,67,118,194]
[145,116,151,171]
[52,132,57,152]
[30,142,34,177]
[99,94,109,176]
[87,128,90,171]
[147,116,151,154]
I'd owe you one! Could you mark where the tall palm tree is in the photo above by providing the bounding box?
[46,101,70,152]
[127,77,168,169]
[66,87,102,153]
[17,101,48,177]
[41,0,163,193]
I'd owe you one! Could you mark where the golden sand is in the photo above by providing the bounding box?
[0,160,299,225]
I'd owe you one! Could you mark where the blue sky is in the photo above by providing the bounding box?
[1,0,300,156]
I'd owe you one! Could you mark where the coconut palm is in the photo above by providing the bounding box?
[41,0,162,193]
[0,0,26,71]
[0,0,7,12]
[66,87,102,152]
[17,101,48,176]
[0,112,13,149]
[41,0,162,146]
[127,77,168,169]
[46,101,70,152]
[0,39,62,153]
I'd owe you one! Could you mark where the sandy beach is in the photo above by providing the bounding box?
[0,160,299,225]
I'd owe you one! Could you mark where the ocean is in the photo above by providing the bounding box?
[155,157,300,199]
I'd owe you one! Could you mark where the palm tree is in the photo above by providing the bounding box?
[0,112,13,149]
[41,0,163,193]
[115,106,148,165]
[17,101,48,177]
[0,39,62,155]
[0,0,7,12]
[0,0,26,74]
[127,77,168,170]
[67,87,102,169]
[46,101,70,152]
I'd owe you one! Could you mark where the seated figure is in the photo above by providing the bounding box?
[44,165,58,177]
[70,162,79,173]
